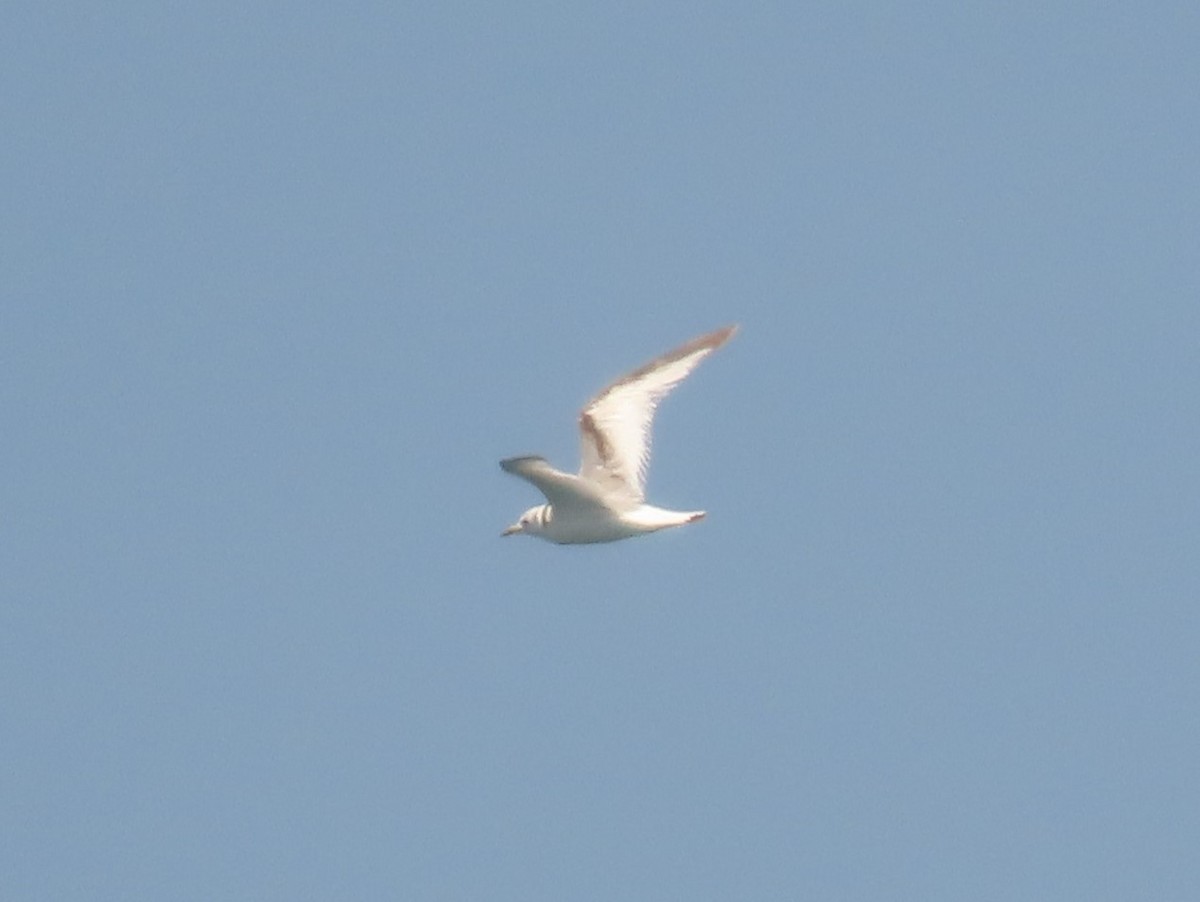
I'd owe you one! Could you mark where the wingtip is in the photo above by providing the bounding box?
[703,324,738,348]
[661,324,739,363]
[499,455,547,473]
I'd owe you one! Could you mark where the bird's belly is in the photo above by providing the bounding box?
[543,504,700,544]
[544,511,644,545]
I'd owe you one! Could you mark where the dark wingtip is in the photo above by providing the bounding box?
[680,324,738,357]
[499,455,547,473]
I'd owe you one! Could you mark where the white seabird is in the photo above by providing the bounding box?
[500,325,737,544]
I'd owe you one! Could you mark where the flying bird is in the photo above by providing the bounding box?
[500,325,737,544]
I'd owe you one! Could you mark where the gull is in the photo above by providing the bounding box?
[500,325,737,544]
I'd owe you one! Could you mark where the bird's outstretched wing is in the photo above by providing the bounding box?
[577,325,737,502]
[499,456,617,514]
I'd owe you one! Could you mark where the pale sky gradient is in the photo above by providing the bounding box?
[4,3,1199,899]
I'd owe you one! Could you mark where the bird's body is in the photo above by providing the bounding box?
[500,325,736,544]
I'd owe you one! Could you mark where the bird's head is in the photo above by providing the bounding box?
[501,506,548,538]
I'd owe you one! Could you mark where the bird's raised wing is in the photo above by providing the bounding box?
[499,456,618,514]
[578,325,737,502]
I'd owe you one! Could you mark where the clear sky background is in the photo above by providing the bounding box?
[4,2,1198,899]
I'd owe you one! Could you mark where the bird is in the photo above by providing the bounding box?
[500,324,737,544]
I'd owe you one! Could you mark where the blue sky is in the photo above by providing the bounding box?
[4,2,1198,898]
